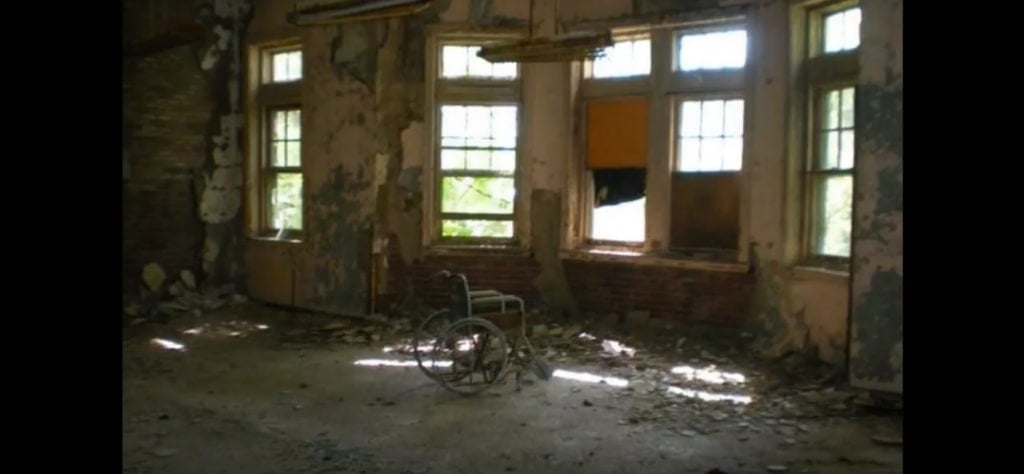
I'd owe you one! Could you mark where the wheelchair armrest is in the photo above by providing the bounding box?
[468,290,503,298]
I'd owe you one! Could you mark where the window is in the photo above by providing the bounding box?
[249,43,304,239]
[438,105,518,238]
[808,86,854,257]
[575,24,749,256]
[802,3,860,262]
[582,35,653,243]
[668,25,748,255]
[266,108,303,232]
[431,39,520,242]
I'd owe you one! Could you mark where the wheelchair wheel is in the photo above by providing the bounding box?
[430,317,509,396]
[412,309,452,380]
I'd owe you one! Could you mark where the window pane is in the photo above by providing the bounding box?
[820,131,840,169]
[272,111,287,140]
[700,138,725,172]
[270,172,303,230]
[466,150,491,170]
[492,150,516,172]
[839,130,855,169]
[287,142,301,167]
[289,52,302,80]
[272,142,287,167]
[724,100,744,136]
[813,175,853,257]
[440,105,467,147]
[441,176,515,214]
[680,101,702,137]
[823,11,845,53]
[467,47,492,77]
[441,149,466,170]
[840,87,855,128]
[441,45,468,78]
[492,106,518,148]
[843,8,862,50]
[442,219,514,238]
[824,90,840,129]
[679,29,747,71]
[287,110,301,139]
[591,38,651,78]
[677,138,701,172]
[723,137,743,171]
[824,8,860,53]
[271,51,301,82]
[701,100,724,136]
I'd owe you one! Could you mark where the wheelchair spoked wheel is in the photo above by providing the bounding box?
[429,317,509,396]
[412,309,453,381]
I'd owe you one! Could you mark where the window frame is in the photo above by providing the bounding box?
[246,40,305,242]
[671,92,747,174]
[799,1,860,268]
[424,32,525,249]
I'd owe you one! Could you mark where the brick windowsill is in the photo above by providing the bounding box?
[561,249,750,273]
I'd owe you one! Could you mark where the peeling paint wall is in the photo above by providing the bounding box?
[195,0,254,290]
[849,0,903,393]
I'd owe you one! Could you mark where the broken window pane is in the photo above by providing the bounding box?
[591,38,651,78]
[591,169,645,242]
[813,175,853,257]
[591,197,645,242]
[678,29,747,71]
[270,172,303,230]
[442,219,514,238]
[441,176,515,214]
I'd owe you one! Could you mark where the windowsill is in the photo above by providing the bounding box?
[424,243,531,258]
[562,248,750,273]
[247,234,303,245]
[791,265,850,282]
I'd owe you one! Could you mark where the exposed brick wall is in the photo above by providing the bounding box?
[563,259,756,326]
[380,236,543,313]
[123,46,212,292]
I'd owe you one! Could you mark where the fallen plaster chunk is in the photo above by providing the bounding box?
[142,263,166,292]
[180,270,197,289]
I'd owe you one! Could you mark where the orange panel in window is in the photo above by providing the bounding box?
[586,97,649,169]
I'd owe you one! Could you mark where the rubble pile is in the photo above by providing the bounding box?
[124,263,248,323]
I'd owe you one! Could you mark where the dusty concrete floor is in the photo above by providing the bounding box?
[122,304,902,474]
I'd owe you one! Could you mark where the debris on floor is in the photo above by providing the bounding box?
[125,262,248,323]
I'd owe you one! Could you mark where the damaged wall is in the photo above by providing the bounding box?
[123,0,216,292]
[234,0,901,374]
[849,0,902,393]
[123,0,254,294]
